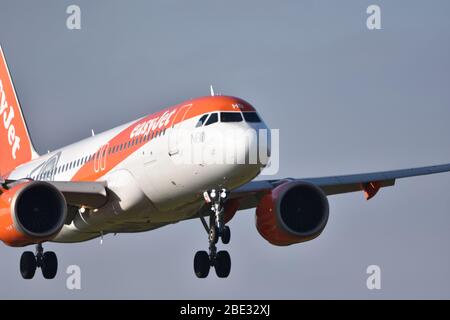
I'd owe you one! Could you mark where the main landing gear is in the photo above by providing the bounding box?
[20,244,58,280]
[194,188,232,278]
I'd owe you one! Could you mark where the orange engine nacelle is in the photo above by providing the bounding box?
[0,181,67,247]
[255,181,329,246]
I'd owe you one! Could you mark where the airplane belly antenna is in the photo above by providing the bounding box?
[210,85,215,97]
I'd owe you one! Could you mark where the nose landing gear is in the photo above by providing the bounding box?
[194,188,232,278]
[20,243,58,280]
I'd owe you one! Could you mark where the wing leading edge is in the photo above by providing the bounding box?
[232,163,450,210]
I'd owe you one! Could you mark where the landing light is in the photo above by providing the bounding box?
[220,189,227,199]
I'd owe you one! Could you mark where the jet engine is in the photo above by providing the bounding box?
[0,181,67,247]
[255,181,329,246]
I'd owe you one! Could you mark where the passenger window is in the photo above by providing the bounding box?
[220,112,243,123]
[205,113,218,126]
[243,112,261,123]
[196,114,209,127]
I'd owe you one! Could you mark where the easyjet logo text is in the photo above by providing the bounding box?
[0,80,21,160]
[130,110,176,138]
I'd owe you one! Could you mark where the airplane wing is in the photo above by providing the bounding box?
[231,163,450,210]
[46,181,108,208]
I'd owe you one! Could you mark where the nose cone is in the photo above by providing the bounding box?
[216,121,270,171]
[187,95,272,171]
[252,123,271,170]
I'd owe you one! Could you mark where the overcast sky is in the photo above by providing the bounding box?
[1,0,450,299]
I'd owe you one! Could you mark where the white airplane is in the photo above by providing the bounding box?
[1,46,449,280]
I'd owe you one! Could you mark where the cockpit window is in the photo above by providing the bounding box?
[205,113,218,126]
[243,112,261,123]
[220,112,243,123]
[196,114,209,127]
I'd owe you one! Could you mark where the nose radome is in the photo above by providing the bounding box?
[229,124,271,167]
[254,125,271,167]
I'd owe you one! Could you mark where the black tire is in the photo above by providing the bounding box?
[194,251,210,278]
[221,226,231,244]
[214,251,231,278]
[209,226,219,244]
[20,251,37,280]
[41,251,58,279]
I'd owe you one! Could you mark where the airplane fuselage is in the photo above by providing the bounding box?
[7,96,268,242]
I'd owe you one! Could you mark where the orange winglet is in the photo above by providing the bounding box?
[361,181,381,200]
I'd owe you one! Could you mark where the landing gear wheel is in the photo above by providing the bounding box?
[20,251,37,280]
[41,251,58,279]
[209,226,219,244]
[194,251,210,278]
[214,250,231,278]
[221,226,231,244]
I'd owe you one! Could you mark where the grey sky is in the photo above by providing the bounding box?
[1,0,450,299]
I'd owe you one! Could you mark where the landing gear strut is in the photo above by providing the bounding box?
[194,188,232,278]
[20,244,58,280]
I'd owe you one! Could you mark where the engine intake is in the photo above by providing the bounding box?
[255,181,329,246]
[0,181,67,246]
